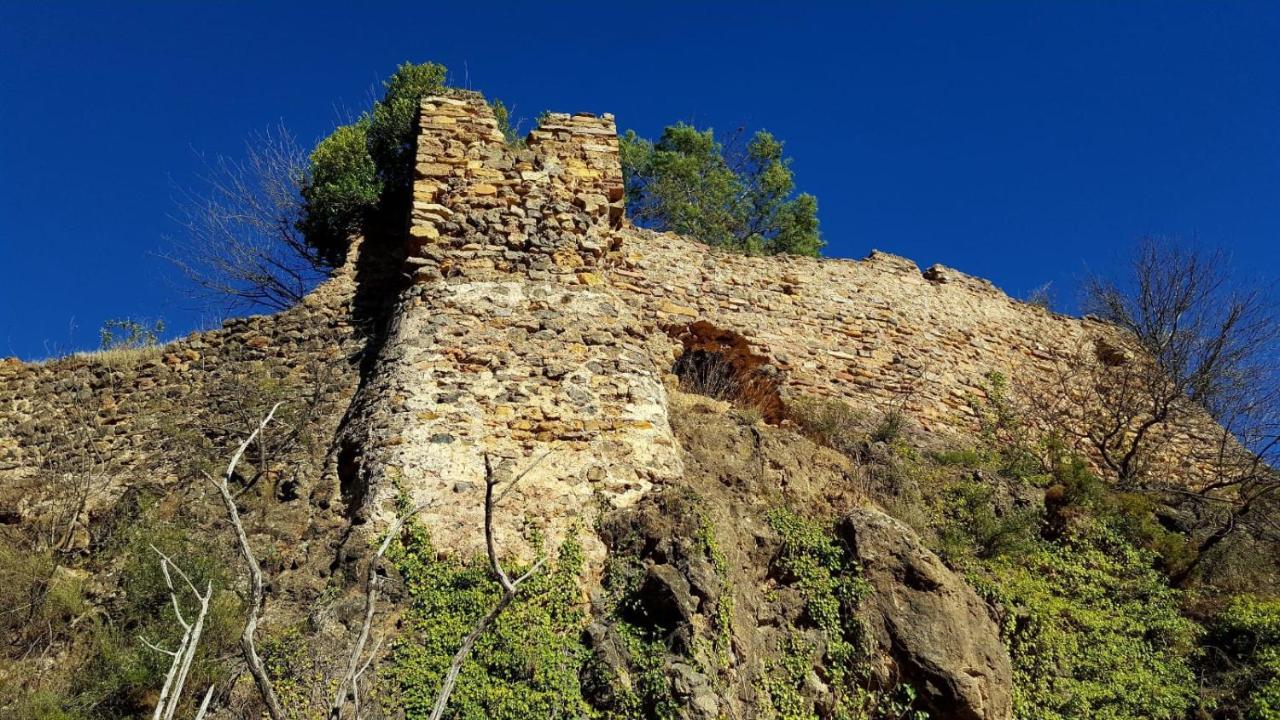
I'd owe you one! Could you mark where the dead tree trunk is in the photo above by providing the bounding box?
[426,454,547,720]
[141,547,212,720]
[206,401,287,720]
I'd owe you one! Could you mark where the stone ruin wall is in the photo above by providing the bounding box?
[0,93,1229,562]
[610,225,1227,481]
[0,274,363,553]
[337,94,682,568]
[613,232,1096,432]
[393,94,1227,502]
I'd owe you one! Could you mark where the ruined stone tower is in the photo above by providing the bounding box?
[342,94,683,564]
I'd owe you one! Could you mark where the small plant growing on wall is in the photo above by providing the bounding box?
[99,317,165,350]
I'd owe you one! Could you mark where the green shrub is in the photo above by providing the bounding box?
[620,123,822,256]
[368,61,448,194]
[1042,454,1195,576]
[973,520,1200,720]
[388,522,592,720]
[869,409,906,444]
[1,510,243,719]
[968,371,1045,482]
[936,480,1041,563]
[0,546,88,666]
[791,397,867,458]
[299,118,380,266]
[1211,595,1280,719]
[75,518,242,718]
[98,317,164,350]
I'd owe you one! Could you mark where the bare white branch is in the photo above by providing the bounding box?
[143,549,212,720]
[426,453,549,720]
[328,499,433,720]
[207,402,287,720]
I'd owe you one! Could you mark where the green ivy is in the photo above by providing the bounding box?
[762,509,926,720]
[387,522,592,720]
[696,510,735,667]
[1213,595,1280,719]
[970,520,1200,720]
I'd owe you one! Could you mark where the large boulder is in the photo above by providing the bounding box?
[838,508,1013,720]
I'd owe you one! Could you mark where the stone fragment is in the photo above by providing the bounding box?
[416,162,453,177]
[657,301,698,318]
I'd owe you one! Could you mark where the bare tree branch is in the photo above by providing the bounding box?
[1067,237,1280,583]
[206,402,287,720]
[166,125,329,313]
[328,499,434,720]
[143,547,212,720]
[426,454,548,720]
[193,685,216,720]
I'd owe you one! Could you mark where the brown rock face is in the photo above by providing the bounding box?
[838,508,1013,720]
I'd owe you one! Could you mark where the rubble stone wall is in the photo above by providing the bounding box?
[610,231,1089,431]
[340,95,680,566]
[0,92,1230,560]
[396,94,1225,493]
[0,273,363,549]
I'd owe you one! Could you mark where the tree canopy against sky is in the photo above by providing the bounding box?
[620,124,822,257]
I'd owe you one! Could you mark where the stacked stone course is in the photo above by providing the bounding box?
[407,93,623,284]
[0,273,363,546]
[396,94,1227,498]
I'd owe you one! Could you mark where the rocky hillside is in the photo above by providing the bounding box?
[2,90,1276,720]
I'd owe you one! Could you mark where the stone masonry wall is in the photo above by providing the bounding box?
[611,232,1087,431]
[0,91,1228,570]
[607,231,1227,478]
[397,94,1226,496]
[339,95,681,568]
[0,272,363,553]
[407,94,624,283]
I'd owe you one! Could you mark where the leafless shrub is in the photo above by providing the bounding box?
[167,125,329,313]
[1081,238,1279,485]
[1024,281,1056,311]
[674,349,785,422]
[35,407,117,553]
[205,402,288,720]
[1038,237,1280,583]
[423,453,549,720]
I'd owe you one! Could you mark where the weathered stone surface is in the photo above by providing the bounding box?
[838,508,1013,720]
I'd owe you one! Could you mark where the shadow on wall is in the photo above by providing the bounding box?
[667,320,787,424]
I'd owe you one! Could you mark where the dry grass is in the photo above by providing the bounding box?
[69,344,167,369]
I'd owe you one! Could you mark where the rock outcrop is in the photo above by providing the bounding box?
[580,393,1013,720]
[840,508,1014,720]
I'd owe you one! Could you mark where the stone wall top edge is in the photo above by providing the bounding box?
[634,229,1090,326]
[2,271,354,372]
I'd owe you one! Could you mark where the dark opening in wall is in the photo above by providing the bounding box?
[667,320,786,424]
[336,441,367,524]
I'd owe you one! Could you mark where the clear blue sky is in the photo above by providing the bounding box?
[2,2,1278,360]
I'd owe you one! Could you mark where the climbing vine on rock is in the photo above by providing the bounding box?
[763,508,927,720]
[388,522,592,720]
